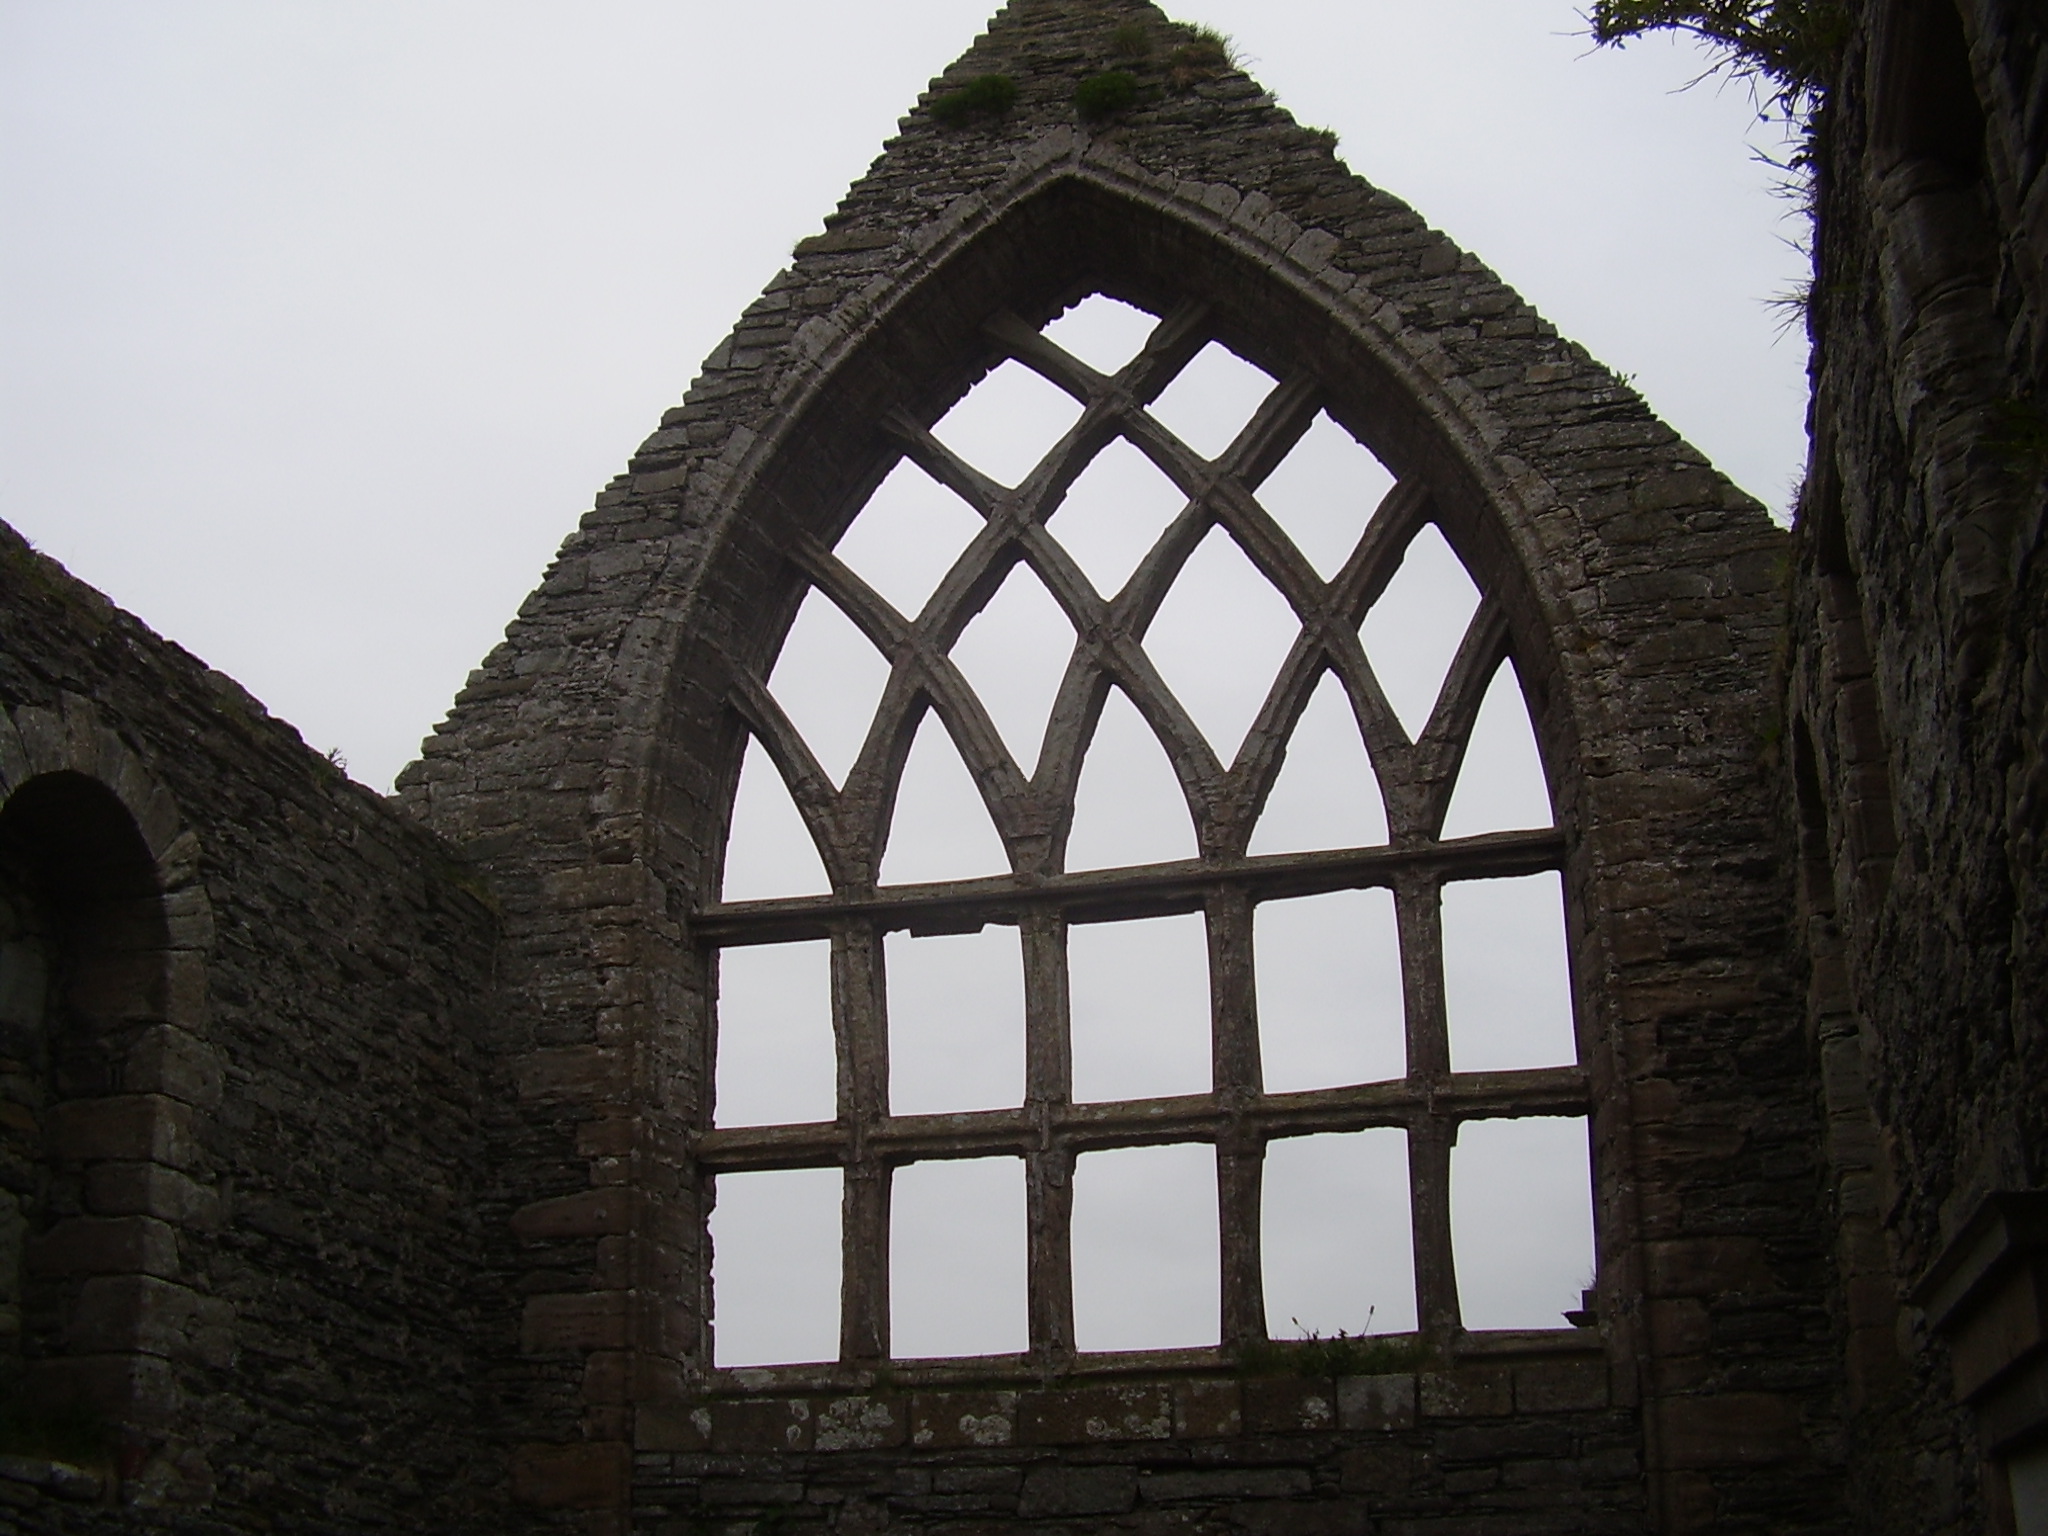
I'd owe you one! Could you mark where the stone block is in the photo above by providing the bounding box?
[1174,1377,1242,1438]
[84,1162,219,1228]
[516,1046,628,1104]
[581,1350,629,1406]
[634,1404,710,1453]
[1016,1464,1136,1518]
[910,1390,1017,1448]
[1645,1237,1775,1298]
[1243,1376,1337,1434]
[1018,1383,1172,1443]
[67,1274,234,1367]
[708,1397,811,1452]
[814,1395,905,1451]
[1656,1393,1802,1467]
[1337,1372,1416,1430]
[511,1442,629,1510]
[1141,1467,1312,1502]
[26,1215,179,1280]
[45,1096,196,1169]
[1418,1365,1513,1418]
[510,1189,632,1241]
[521,1291,627,1353]
[29,1353,179,1430]
[1647,1297,1711,1356]
[1514,1357,1609,1412]
[122,1027,221,1108]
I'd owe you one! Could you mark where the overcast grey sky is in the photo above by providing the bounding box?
[1,0,1806,794]
[2,1,1806,1364]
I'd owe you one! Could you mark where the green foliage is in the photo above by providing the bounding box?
[1240,1323,1424,1379]
[1168,26,1235,88]
[929,73,1018,128]
[1074,70,1141,121]
[1589,0,1851,115]
[1110,20,1153,60]
[0,1392,113,1467]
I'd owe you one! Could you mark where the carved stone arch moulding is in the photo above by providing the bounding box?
[0,692,227,1494]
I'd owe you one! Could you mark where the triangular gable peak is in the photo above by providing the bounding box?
[401,4,1818,1529]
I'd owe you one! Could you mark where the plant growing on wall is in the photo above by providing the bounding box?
[930,73,1018,128]
[1589,0,1850,115]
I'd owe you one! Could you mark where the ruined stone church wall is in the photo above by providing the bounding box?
[400,4,1841,1530]
[0,523,506,1532]
[1787,0,2048,1528]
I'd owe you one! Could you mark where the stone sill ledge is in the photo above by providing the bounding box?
[707,1326,1599,1396]
[641,1332,1611,1455]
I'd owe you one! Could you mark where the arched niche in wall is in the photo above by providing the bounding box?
[653,174,1601,1384]
[0,699,223,1501]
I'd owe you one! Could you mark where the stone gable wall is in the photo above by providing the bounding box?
[399,3,1836,1531]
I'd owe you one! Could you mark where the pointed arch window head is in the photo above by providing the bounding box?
[698,288,1588,1373]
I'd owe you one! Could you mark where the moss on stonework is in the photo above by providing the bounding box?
[1074,70,1140,121]
[929,73,1018,128]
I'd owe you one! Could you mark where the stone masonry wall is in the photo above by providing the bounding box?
[1787,0,2048,1529]
[400,2,1839,1530]
[0,523,506,1534]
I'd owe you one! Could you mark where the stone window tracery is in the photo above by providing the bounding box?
[699,289,1591,1372]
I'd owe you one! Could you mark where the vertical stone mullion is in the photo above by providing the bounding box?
[1408,1117,1460,1338]
[1395,873,1449,1081]
[1396,872,1458,1335]
[1216,1143,1266,1349]
[1208,886,1265,1348]
[1021,911,1074,1359]
[833,921,889,1363]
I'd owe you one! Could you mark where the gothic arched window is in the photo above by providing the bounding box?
[697,289,1592,1372]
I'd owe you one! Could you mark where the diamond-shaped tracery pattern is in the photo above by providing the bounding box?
[700,294,1578,1369]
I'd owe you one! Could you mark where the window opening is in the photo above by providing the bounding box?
[1045,436,1190,599]
[767,590,892,787]
[1253,410,1395,580]
[886,927,1024,1115]
[1254,888,1404,1092]
[1147,340,1276,460]
[1064,687,1196,871]
[1071,1143,1221,1352]
[1069,913,1211,1102]
[833,458,985,621]
[948,565,1074,776]
[878,713,1008,886]
[930,359,1084,487]
[1248,672,1389,855]
[715,939,835,1127]
[710,1167,843,1367]
[721,737,828,901]
[1262,1130,1416,1338]
[1449,1116,1595,1331]
[700,300,1592,1375]
[1440,661,1552,838]
[1041,293,1157,375]
[1358,523,1482,740]
[1143,524,1302,765]
[1441,872,1574,1074]
[890,1157,1029,1359]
